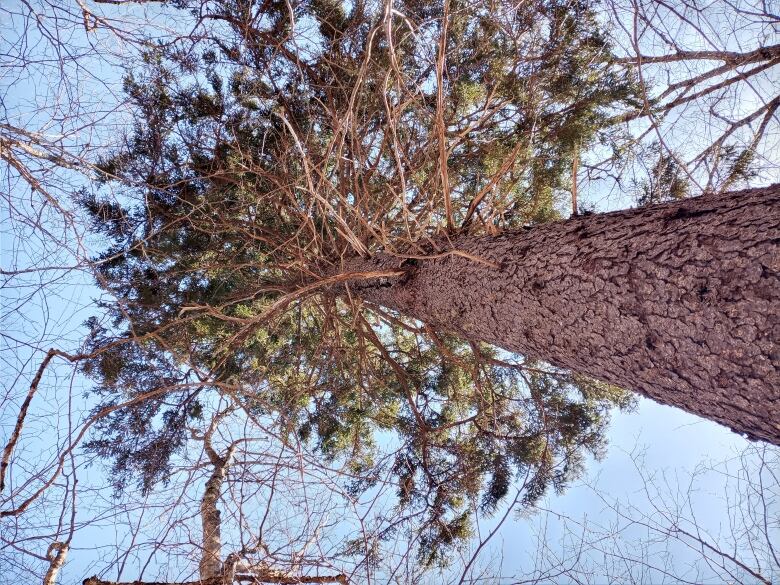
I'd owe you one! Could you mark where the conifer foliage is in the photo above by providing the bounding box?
[81,0,638,566]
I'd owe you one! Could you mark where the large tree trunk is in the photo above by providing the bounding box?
[344,185,780,444]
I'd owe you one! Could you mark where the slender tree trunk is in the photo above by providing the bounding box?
[199,425,237,582]
[200,464,228,581]
[43,542,68,585]
[344,185,780,444]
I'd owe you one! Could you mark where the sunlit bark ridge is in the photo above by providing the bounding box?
[345,185,780,444]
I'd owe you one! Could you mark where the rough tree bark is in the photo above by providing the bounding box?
[344,185,780,444]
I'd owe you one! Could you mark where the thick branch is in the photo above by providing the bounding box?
[615,43,780,65]
[1,349,82,493]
